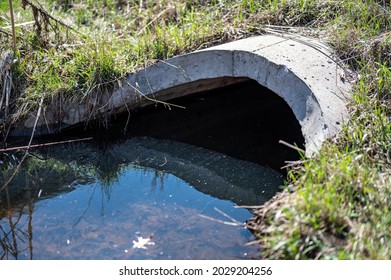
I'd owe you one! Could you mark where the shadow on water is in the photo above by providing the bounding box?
[0,79,304,259]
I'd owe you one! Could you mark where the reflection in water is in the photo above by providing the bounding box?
[0,137,284,259]
[0,184,34,260]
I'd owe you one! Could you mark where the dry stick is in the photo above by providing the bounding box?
[27,95,45,148]
[279,139,305,154]
[245,240,260,246]
[0,86,5,111]
[0,76,6,112]
[137,7,174,35]
[279,140,306,170]
[0,27,12,37]
[8,0,17,55]
[197,214,243,227]
[213,207,243,225]
[2,21,35,29]
[20,0,85,42]
[26,176,34,260]
[125,80,186,109]
[281,160,305,170]
[0,52,13,154]
[198,207,245,227]
[4,71,11,118]
[0,137,94,152]
[234,205,265,209]
[5,186,19,257]
[0,95,44,193]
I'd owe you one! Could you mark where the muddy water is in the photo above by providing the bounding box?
[0,137,284,260]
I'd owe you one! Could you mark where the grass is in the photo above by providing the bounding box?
[1,0,271,128]
[1,0,391,259]
[246,1,391,259]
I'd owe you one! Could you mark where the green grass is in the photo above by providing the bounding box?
[1,0,391,259]
[247,1,391,259]
[2,0,259,125]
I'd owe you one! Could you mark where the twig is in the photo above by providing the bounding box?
[245,240,260,246]
[198,214,244,227]
[280,159,305,169]
[27,0,80,34]
[137,7,174,36]
[0,137,93,152]
[0,27,12,37]
[279,140,305,154]
[158,156,167,167]
[234,205,264,209]
[27,94,45,148]
[0,51,13,121]
[20,0,85,44]
[198,207,245,227]
[72,183,97,228]
[376,2,391,15]
[213,207,242,224]
[4,70,11,117]
[125,80,186,109]
[0,94,44,192]
[8,0,17,55]
[2,21,35,29]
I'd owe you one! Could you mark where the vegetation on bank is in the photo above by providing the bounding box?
[1,0,390,259]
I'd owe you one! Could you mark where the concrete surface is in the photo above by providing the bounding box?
[18,34,352,156]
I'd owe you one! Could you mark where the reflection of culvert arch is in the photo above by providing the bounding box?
[19,35,351,156]
[115,137,285,206]
[1,137,285,209]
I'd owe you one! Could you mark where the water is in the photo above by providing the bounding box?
[0,137,284,260]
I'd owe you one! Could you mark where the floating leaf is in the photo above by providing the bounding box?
[132,236,155,250]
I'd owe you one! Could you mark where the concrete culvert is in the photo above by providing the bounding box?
[16,34,351,158]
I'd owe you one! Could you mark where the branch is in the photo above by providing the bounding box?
[8,0,17,55]
[0,137,93,152]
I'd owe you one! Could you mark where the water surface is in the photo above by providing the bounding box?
[0,137,284,259]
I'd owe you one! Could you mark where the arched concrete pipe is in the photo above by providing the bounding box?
[20,34,351,156]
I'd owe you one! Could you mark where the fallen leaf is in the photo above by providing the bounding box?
[132,236,155,249]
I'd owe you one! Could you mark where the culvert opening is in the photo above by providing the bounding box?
[105,78,305,173]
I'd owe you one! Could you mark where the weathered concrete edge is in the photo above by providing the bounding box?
[19,34,352,156]
[108,34,352,155]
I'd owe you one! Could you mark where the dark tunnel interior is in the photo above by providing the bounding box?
[76,78,306,173]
